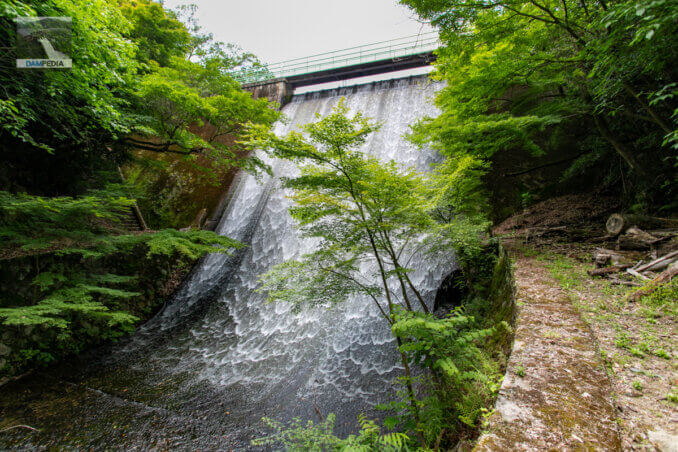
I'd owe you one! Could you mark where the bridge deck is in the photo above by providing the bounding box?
[236,32,438,88]
[243,51,435,89]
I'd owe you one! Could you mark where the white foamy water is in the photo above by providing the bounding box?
[125,76,453,436]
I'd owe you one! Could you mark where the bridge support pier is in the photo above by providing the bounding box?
[245,79,293,108]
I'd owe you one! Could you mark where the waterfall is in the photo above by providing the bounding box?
[1,75,454,449]
[140,75,452,440]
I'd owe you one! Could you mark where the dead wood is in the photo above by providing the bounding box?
[606,213,678,236]
[609,278,643,287]
[635,250,678,273]
[626,268,651,281]
[588,264,633,276]
[617,227,660,251]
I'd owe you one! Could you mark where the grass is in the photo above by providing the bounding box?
[539,251,675,362]
[614,332,631,350]
[515,364,525,378]
[633,278,678,318]
[540,253,585,291]
[653,348,671,359]
[543,330,561,339]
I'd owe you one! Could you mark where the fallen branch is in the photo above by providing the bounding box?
[588,264,633,276]
[636,250,678,273]
[609,278,642,287]
[0,425,39,433]
[626,268,651,281]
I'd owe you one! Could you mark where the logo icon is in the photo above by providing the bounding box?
[15,16,72,69]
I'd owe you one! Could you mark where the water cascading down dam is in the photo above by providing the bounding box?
[0,75,455,450]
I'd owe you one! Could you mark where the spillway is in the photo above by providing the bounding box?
[0,75,454,450]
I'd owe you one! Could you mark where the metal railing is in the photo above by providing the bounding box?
[232,32,439,85]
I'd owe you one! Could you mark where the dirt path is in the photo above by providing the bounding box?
[534,245,678,451]
[475,254,621,451]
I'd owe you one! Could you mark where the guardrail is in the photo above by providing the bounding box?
[232,32,439,85]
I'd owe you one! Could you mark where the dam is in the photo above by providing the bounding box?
[0,75,454,449]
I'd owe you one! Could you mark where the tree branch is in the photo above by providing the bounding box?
[622,81,672,134]
[504,151,587,177]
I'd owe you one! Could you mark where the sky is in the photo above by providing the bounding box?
[162,0,435,91]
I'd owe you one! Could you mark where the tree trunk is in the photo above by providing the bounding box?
[592,115,648,177]
[606,213,678,236]
[617,227,659,250]
[587,263,633,276]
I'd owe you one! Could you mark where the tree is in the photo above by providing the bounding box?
[401,0,677,208]
[0,0,138,194]
[127,57,279,177]
[118,0,191,69]
[0,0,280,195]
[247,101,499,448]
[0,0,276,376]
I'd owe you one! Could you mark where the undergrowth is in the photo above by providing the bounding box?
[0,190,242,377]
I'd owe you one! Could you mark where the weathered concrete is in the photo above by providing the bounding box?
[202,80,292,231]
[475,255,622,451]
[245,79,293,107]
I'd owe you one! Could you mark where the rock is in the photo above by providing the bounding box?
[0,342,10,356]
[647,429,678,452]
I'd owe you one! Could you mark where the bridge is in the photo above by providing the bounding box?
[237,32,439,104]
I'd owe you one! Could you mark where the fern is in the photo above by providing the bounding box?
[252,413,411,451]
[0,190,244,376]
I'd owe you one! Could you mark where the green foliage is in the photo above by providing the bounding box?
[118,0,191,68]
[0,281,139,329]
[0,190,240,257]
[0,0,278,195]
[0,190,242,376]
[257,253,380,313]
[130,56,279,179]
[251,103,509,449]
[0,0,137,193]
[515,365,525,378]
[401,0,678,212]
[252,414,409,451]
[392,309,507,440]
[0,189,133,251]
[250,101,448,320]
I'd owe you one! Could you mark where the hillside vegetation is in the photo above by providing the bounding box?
[0,0,675,450]
[0,0,279,377]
